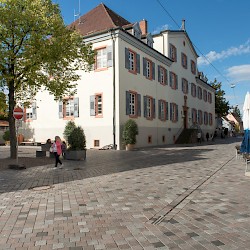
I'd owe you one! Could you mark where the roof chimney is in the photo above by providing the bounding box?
[139,19,148,35]
[181,19,186,31]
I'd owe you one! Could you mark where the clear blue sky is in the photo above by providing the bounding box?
[54,0,250,113]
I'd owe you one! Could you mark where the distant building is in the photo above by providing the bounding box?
[19,3,215,149]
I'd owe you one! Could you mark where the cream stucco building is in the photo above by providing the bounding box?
[20,4,215,149]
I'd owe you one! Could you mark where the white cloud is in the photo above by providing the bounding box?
[198,39,250,66]
[152,24,169,35]
[226,64,250,82]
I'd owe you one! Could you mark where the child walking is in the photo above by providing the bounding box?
[52,136,63,168]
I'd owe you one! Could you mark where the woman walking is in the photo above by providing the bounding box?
[51,136,63,168]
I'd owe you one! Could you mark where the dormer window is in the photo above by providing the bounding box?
[133,22,142,39]
[146,34,154,48]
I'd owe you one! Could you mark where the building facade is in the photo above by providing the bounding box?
[19,4,215,149]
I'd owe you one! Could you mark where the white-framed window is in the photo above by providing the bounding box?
[59,98,79,119]
[197,87,202,99]
[191,83,196,97]
[96,94,103,116]
[125,48,140,74]
[203,90,207,102]
[170,103,178,122]
[129,50,135,71]
[204,112,208,125]
[182,78,188,94]
[208,92,212,103]
[24,102,37,121]
[90,94,103,117]
[181,53,187,69]
[158,99,168,121]
[143,57,154,80]
[169,72,178,90]
[198,110,203,125]
[191,60,196,74]
[169,43,177,62]
[144,96,155,119]
[209,113,213,125]
[125,91,141,117]
[192,108,197,124]
[65,99,74,117]
[95,47,107,69]
[158,66,167,85]
[129,92,136,116]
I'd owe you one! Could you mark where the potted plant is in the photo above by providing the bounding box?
[65,125,87,160]
[63,121,77,142]
[122,119,138,150]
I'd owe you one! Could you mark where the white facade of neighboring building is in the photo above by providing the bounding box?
[19,5,215,149]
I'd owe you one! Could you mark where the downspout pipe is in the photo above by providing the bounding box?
[110,29,116,149]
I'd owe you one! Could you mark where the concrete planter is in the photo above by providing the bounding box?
[125,144,135,151]
[65,150,86,160]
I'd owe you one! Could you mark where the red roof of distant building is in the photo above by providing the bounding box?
[68,3,131,36]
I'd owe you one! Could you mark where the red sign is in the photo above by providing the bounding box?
[13,106,24,120]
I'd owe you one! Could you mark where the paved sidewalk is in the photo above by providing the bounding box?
[0,138,249,249]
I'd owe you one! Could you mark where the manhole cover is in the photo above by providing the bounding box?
[31,185,54,191]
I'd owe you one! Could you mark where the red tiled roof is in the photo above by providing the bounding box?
[68,3,131,36]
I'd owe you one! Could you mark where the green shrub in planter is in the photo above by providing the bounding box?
[67,126,86,150]
[122,119,138,145]
[2,130,10,141]
[63,121,77,142]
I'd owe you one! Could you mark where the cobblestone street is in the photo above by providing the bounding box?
[0,137,249,249]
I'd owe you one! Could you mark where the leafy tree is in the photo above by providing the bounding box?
[210,79,230,117]
[233,106,241,119]
[0,0,95,158]
[0,91,8,119]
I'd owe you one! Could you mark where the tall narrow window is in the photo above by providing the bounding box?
[158,100,168,121]
[95,48,107,69]
[182,78,188,94]
[170,103,178,122]
[169,44,177,62]
[191,60,196,75]
[144,96,155,119]
[191,83,196,97]
[208,92,212,103]
[203,90,207,102]
[209,113,213,125]
[169,72,178,90]
[95,94,103,116]
[181,53,187,69]
[125,48,140,74]
[158,66,167,85]
[143,57,155,80]
[197,87,202,99]
[129,51,135,71]
[198,110,203,125]
[65,99,74,117]
[90,94,103,117]
[192,108,197,124]
[125,91,141,117]
[204,112,208,125]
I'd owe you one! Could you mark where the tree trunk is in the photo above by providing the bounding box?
[8,79,17,159]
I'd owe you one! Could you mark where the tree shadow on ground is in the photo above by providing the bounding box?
[0,137,241,193]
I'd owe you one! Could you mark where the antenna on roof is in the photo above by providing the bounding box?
[73,0,81,24]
